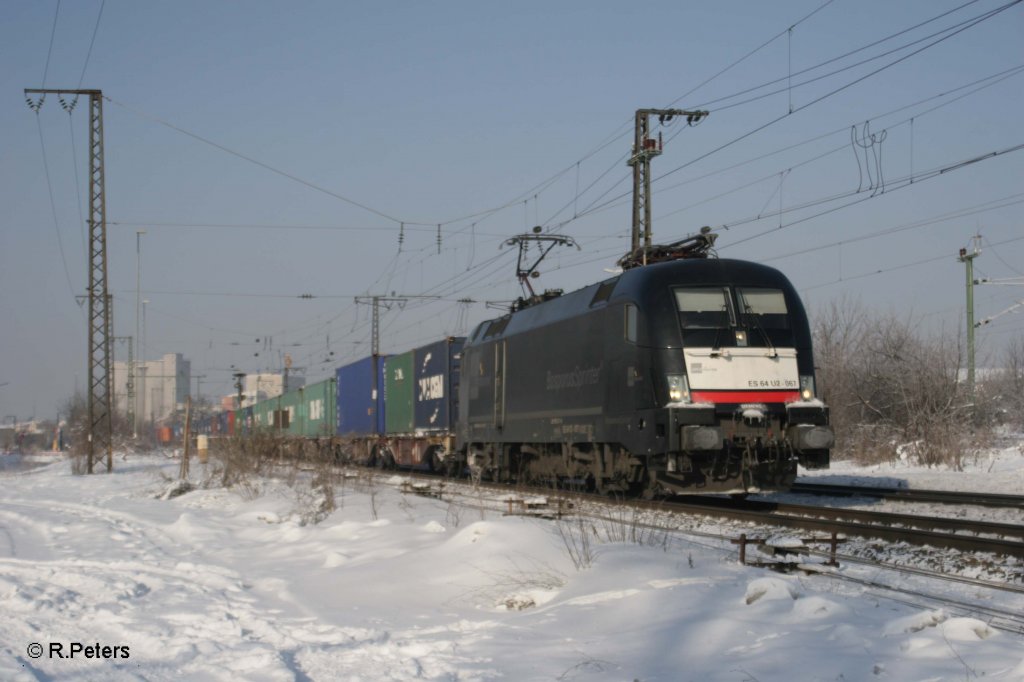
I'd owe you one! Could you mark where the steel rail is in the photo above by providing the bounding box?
[712,497,1024,541]
[663,497,1024,558]
[789,482,1024,508]
[401,472,1024,559]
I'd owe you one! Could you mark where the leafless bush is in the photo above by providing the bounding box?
[456,557,566,609]
[59,391,158,465]
[556,515,598,570]
[210,432,284,488]
[813,302,988,467]
[596,505,671,549]
[351,471,381,520]
[199,434,342,521]
[980,338,1024,430]
[445,501,464,528]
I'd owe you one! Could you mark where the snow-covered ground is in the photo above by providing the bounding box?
[799,440,1024,495]
[1,450,1022,681]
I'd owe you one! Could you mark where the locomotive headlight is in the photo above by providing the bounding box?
[667,374,690,403]
[799,375,816,401]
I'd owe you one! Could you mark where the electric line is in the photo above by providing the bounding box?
[41,0,61,88]
[640,67,1024,235]
[688,0,991,113]
[801,234,1024,292]
[33,115,79,306]
[664,0,839,111]
[105,96,412,226]
[75,4,1021,384]
[67,113,88,258]
[542,0,843,233]
[566,0,1020,228]
[982,236,1024,276]
[76,0,105,88]
[604,64,1024,226]
[719,141,1024,249]
[108,220,509,237]
[761,193,1024,263]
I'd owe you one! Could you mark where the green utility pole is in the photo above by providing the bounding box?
[958,236,981,398]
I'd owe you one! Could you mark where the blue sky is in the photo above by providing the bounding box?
[2,0,1022,420]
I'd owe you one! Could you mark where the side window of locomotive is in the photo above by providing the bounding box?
[625,304,638,343]
[590,278,619,307]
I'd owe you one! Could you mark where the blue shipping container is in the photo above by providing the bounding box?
[413,337,464,432]
[336,355,388,436]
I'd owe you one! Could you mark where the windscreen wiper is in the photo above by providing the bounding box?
[744,306,777,357]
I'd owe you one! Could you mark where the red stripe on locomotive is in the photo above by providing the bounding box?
[690,390,800,404]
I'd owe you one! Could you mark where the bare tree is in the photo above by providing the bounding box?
[813,304,984,467]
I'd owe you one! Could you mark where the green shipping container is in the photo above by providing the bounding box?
[278,388,302,436]
[297,378,336,437]
[384,351,414,434]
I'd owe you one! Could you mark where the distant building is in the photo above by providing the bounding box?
[113,353,191,423]
[221,372,305,409]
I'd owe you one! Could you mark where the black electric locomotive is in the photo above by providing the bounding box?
[457,256,833,496]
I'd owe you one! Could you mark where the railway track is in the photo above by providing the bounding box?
[661,495,1024,559]
[396,470,1024,561]
[789,482,1024,508]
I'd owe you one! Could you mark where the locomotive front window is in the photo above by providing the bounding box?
[674,288,734,328]
[737,289,787,323]
[674,286,796,348]
[737,287,795,346]
[674,287,735,347]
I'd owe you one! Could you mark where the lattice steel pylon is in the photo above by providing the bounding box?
[26,88,113,472]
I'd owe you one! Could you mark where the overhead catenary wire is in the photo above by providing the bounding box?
[685,0,993,113]
[801,233,1024,293]
[99,1,859,257]
[653,63,1024,217]
[534,0,843,232]
[105,96,413,227]
[76,0,105,88]
[547,136,1024,272]
[33,115,79,308]
[59,3,1019,384]
[542,62,1024,233]
[41,0,61,88]
[561,0,1022,231]
[719,140,1024,249]
[664,0,840,111]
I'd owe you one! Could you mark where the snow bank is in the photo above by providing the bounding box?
[0,454,1021,681]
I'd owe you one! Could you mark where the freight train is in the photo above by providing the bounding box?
[210,243,833,496]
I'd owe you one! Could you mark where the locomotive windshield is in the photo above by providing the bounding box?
[674,286,794,348]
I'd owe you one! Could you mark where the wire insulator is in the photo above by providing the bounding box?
[436,224,441,254]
